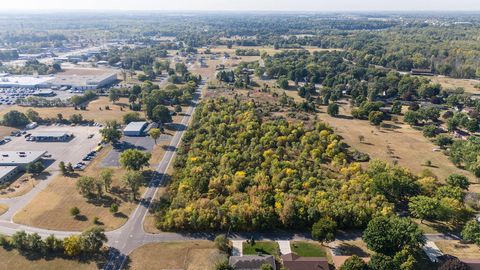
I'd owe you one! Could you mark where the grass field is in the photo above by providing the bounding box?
[126,241,225,270]
[243,241,280,256]
[0,204,8,215]
[0,173,45,199]
[202,45,344,56]
[13,147,143,231]
[420,76,480,95]
[0,97,139,125]
[316,100,473,180]
[435,240,480,259]
[0,125,17,138]
[0,248,104,270]
[291,241,327,257]
[334,240,372,257]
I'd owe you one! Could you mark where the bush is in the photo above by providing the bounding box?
[110,203,119,214]
[340,255,368,270]
[70,207,80,217]
[214,234,230,253]
[327,103,339,117]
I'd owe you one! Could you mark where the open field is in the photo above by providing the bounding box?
[435,240,480,259]
[0,126,17,138]
[0,204,8,215]
[419,75,480,94]
[0,97,139,125]
[0,248,104,270]
[243,241,280,256]
[13,146,142,231]
[202,45,344,56]
[126,241,225,270]
[316,100,473,180]
[291,241,327,257]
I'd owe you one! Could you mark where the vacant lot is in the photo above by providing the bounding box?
[127,241,225,270]
[13,147,143,231]
[435,240,480,259]
[0,248,104,270]
[0,97,139,124]
[316,101,473,180]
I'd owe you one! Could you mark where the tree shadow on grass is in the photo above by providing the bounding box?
[336,243,369,257]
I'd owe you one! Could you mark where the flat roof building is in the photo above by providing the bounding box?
[0,151,46,167]
[123,121,148,137]
[0,166,19,183]
[30,131,73,142]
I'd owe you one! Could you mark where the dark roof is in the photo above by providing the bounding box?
[229,255,276,270]
[282,253,329,270]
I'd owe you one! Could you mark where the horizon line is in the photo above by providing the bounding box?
[1,9,480,13]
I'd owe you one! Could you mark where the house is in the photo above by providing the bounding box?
[411,68,434,76]
[281,253,329,270]
[229,255,276,270]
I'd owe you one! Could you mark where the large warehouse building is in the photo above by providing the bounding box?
[0,68,118,90]
[123,121,148,136]
[0,151,46,183]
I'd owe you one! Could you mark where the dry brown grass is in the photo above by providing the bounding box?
[422,76,480,94]
[202,45,344,56]
[0,126,17,138]
[0,248,102,270]
[333,240,373,257]
[13,147,143,231]
[0,173,43,199]
[0,97,139,125]
[435,240,480,259]
[0,204,8,215]
[127,241,225,270]
[316,101,473,180]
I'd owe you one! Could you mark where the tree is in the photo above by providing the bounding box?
[119,149,151,171]
[363,216,425,256]
[368,111,384,126]
[67,162,74,173]
[148,128,161,144]
[76,176,96,196]
[27,232,43,252]
[422,125,437,138]
[214,234,230,253]
[277,76,289,89]
[110,203,119,214]
[408,196,440,223]
[59,161,67,175]
[214,261,234,270]
[438,258,470,270]
[327,103,339,117]
[311,217,337,245]
[63,235,82,257]
[45,234,63,253]
[26,161,45,174]
[151,105,172,124]
[80,226,107,254]
[260,264,274,270]
[69,114,83,124]
[100,168,114,192]
[11,231,28,250]
[339,255,368,270]
[175,104,182,113]
[109,89,120,104]
[368,254,395,270]
[26,109,42,122]
[446,174,470,190]
[404,111,419,126]
[100,121,122,144]
[391,101,402,115]
[122,170,144,200]
[461,220,480,245]
[123,112,141,124]
[2,110,29,127]
[70,207,80,217]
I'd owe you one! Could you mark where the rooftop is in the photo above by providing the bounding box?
[281,253,329,270]
[0,166,18,178]
[124,121,148,132]
[48,68,118,87]
[229,255,276,270]
[31,131,72,138]
[0,75,53,87]
[0,151,46,165]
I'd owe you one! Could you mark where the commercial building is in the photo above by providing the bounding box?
[30,131,73,142]
[123,121,148,136]
[0,151,45,183]
[0,75,53,88]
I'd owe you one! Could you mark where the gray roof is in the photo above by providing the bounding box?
[229,255,276,270]
[31,131,71,138]
[124,121,148,132]
[0,151,46,165]
[0,166,18,178]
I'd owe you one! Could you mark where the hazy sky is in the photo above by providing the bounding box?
[2,0,479,11]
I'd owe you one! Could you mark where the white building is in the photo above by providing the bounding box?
[123,122,148,136]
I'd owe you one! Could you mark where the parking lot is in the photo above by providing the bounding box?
[101,134,171,167]
[0,125,101,170]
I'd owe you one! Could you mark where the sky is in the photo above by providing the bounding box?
[1,0,479,12]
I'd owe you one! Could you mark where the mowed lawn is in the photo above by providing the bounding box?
[13,147,144,231]
[127,241,225,270]
[291,241,327,257]
[243,241,280,256]
[316,101,474,181]
[0,248,104,270]
[0,97,140,125]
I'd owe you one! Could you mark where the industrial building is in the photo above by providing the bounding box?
[123,121,148,136]
[0,68,118,90]
[30,131,73,142]
[0,151,46,183]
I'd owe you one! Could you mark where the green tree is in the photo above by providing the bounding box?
[277,76,289,89]
[76,176,96,196]
[70,207,80,217]
[11,231,28,250]
[2,110,30,127]
[368,111,384,126]
[363,216,425,256]
[80,226,107,254]
[100,168,114,192]
[26,109,42,122]
[148,128,161,144]
[368,254,396,270]
[311,217,337,245]
[123,112,142,124]
[339,255,368,270]
[100,121,122,144]
[327,103,339,117]
[59,161,67,175]
[214,261,234,270]
[403,111,419,126]
[214,234,230,253]
[408,196,439,223]
[69,114,83,124]
[422,125,437,138]
[110,203,119,214]
[122,170,144,200]
[26,161,45,174]
[461,220,480,245]
[446,174,470,190]
[151,105,172,124]
[119,149,151,171]
[109,89,120,104]
[260,264,273,270]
